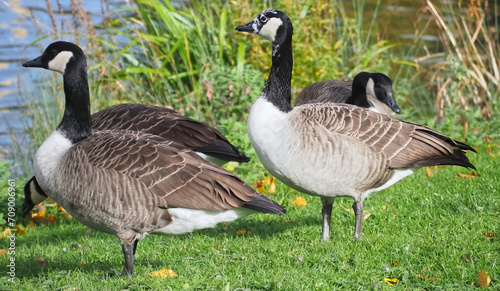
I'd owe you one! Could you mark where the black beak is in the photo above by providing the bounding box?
[386,93,401,114]
[235,21,255,33]
[22,55,44,68]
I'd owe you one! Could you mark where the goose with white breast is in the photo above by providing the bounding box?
[21,102,251,216]
[22,41,285,276]
[236,10,476,241]
[295,72,401,115]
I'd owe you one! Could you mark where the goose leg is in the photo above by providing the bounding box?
[352,201,364,240]
[320,198,333,241]
[121,239,138,276]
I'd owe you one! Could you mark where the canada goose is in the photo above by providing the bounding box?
[22,41,285,276]
[294,72,401,115]
[236,10,475,241]
[21,102,251,216]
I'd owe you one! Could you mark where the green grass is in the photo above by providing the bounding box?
[1,143,498,290]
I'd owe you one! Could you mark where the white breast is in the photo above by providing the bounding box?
[153,208,253,235]
[33,130,73,201]
[247,99,400,199]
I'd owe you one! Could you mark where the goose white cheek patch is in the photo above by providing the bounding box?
[258,18,283,42]
[48,51,73,74]
[366,78,376,97]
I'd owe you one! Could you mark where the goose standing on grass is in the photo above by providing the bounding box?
[22,41,285,276]
[236,10,476,241]
[294,72,401,115]
[21,102,251,216]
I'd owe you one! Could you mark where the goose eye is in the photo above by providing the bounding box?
[259,15,268,23]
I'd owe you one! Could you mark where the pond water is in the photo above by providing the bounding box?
[0,0,433,175]
[0,0,124,170]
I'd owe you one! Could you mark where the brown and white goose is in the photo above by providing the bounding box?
[236,10,475,241]
[22,41,285,276]
[21,102,251,216]
[294,72,401,115]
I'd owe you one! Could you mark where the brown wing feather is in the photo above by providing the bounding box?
[295,80,352,106]
[80,130,257,211]
[295,103,475,170]
[91,104,250,162]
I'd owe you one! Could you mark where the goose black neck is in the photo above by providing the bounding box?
[347,83,370,108]
[57,62,91,144]
[261,36,293,113]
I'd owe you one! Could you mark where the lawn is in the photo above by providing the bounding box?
[1,143,498,290]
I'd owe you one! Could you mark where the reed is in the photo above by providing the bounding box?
[413,0,499,120]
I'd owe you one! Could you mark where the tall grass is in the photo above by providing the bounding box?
[412,0,499,120]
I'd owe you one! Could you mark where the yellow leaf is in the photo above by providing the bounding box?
[0,249,5,255]
[149,268,178,279]
[291,197,307,208]
[235,229,248,235]
[425,167,434,178]
[0,228,11,238]
[456,172,481,179]
[380,278,398,286]
[478,270,491,288]
[14,225,26,235]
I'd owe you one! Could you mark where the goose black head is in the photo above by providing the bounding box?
[236,10,293,46]
[21,177,47,217]
[354,72,401,114]
[23,41,86,75]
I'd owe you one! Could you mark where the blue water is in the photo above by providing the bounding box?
[0,0,123,175]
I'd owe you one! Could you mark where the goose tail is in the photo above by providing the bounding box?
[243,192,286,215]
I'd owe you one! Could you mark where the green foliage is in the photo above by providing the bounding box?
[0,162,26,225]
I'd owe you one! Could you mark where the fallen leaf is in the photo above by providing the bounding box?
[0,249,5,255]
[235,229,247,235]
[14,225,26,235]
[0,228,11,238]
[35,257,47,268]
[456,172,481,179]
[415,274,424,279]
[58,206,67,213]
[213,244,219,249]
[47,214,56,223]
[27,221,36,229]
[149,268,178,279]
[380,278,398,286]
[425,167,434,178]
[392,260,399,267]
[478,270,491,287]
[429,277,440,281]
[482,233,497,238]
[291,197,307,208]
[462,254,471,262]
[78,261,86,265]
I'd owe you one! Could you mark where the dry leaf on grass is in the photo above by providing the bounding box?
[456,172,481,178]
[478,270,491,287]
[291,197,307,208]
[380,278,398,285]
[149,268,178,279]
